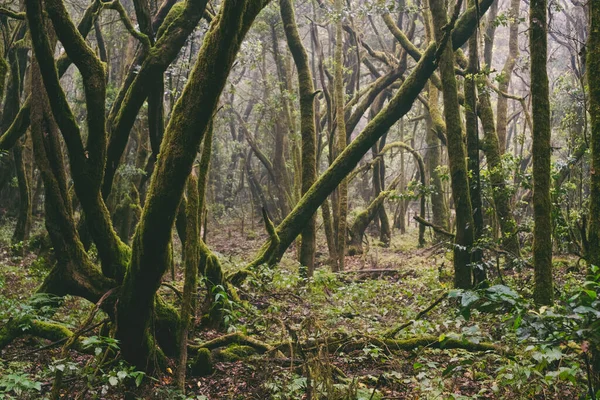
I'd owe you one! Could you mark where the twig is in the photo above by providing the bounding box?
[384,292,448,338]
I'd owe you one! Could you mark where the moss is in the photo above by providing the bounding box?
[190,348,214,377]
[530,0,554,305]
[280,0,317,277]
[154,297,181,357]
[430,0,474,289]
[214,344,257,362]
[156,2,186,39]
[588,0,600,269]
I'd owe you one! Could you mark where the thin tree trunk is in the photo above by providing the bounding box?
[587,0,600,269]
[280,0,317,277]
[465,8,485,285]
[429,0,474,289]
[530,0,554,305]
[334,0,348,271]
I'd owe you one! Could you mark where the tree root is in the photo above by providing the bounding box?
[0,318,86,352]
[190,332,283,357]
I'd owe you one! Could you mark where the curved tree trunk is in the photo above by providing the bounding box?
[116,0,269,369]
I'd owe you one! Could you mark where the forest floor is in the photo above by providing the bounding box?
[0,219,592,399]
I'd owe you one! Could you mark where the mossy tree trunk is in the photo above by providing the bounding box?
[430,0,474,289]
[423,12,450,241]
[587,0,600,269]
[27,0,130,283]
[334,0,348,271]
[176,173,199,392]
[530,0,554,305]
[116,0,269,369]
[5,43,31,243]
[280,0,317,277]
[465,9,485,285]
[12,137,31,243]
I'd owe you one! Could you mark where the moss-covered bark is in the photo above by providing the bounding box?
[12,138,31,242]
[588,0,600,269]
[423,14,450,241]
[244,0,494,272]
[426,84,450,238]
[530,0,554,305]
[176,174,200,391]
[102,0,208,199]
[464,10,485,285]
[117,0,269,369]
[430,0,474,289]
[334,0,348,271]
[280,0,317,277]
[27,0,129,282]
[348,176,400,255]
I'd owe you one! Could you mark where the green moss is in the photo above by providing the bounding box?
[214,344,257,362]
[190,348,213,377]
[156,2,186,39]
[154,297,181,357]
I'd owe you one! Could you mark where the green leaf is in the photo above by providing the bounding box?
[108,376,118,386]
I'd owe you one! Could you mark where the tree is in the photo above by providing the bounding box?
[588,0,600,269]
[530,0,554,305]
[430,0,474,289]
[280,0,317,277]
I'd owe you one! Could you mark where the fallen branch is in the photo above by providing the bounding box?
[413,216,454,239]
[384,292,448,338]
[190,332,282,357]
[307,334,507,355]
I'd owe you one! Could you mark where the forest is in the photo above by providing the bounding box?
[0,0,598,397]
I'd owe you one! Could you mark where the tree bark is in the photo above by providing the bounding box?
[530,0,554,305]
[280,0,317,277]
[334,0,348,271]
[587,0,600,269]
[430,0,474,289]
[116,0,269,369]
[465,8,485,285]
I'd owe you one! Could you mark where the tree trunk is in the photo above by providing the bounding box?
[465,9,485,285]
[587,0,600,270]
[116,0,268,369]
[280,0,317,277]
[429,0,474,289]
[334,0,348,271]
[530,0,554,305]
[423,16,450,240]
